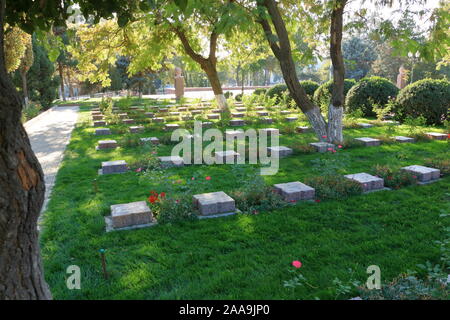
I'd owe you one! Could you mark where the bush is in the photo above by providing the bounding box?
[266,84,288,104]
[224,91,233,99]
[229,177,287,214]
[371,164,418,189]
[235,93,243,101]
[147,191,196,224]
[299,80,319,99]
[304,175,362,200]
[253,88,267,96]
[313,79,356,112]
[119,134,141,148]
[394,78,450,125]
[424,157,450,175]
[21,101,42,122]
[345,76,399,117]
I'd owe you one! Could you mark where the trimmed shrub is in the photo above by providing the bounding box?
[266,81,319,104]
[346,76,399,117]
[235,93,243,101]
[266,84,288,103]
[299,80,319,99]
[253,88,267,96]
[313,79,356,112]
[394,78,450,125]
[224,91,233,99]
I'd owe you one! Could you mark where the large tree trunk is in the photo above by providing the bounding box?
[66,68,74,98]
[58,62,66,101]
[0,0,52,300]
[20,71,28,106]
[327,0,347,144]
[200,59,228,110]
[257,0,328,141]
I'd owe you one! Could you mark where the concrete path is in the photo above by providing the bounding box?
[24,106,79,215]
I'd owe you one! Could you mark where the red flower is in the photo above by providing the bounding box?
[322,135,327,139]
[149,190,158,196]
[160,192,166,198]
[315,199,321,203]
[175,200,180,204]
[148,195,158,204]
[205,176,211,181]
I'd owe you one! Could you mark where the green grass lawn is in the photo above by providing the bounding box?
[40,101,450,299]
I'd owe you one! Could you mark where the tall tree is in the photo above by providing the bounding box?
[0,0,137,300]
[251,0,347,142]
[18,36,33,105]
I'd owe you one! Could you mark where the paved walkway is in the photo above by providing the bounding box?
[24,106,79,215]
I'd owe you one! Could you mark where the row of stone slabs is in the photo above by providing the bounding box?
[105,165,442,232]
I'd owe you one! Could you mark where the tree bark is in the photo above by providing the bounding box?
[58,61,66,101]
[327,0,347,144]
[66,67,74,98]
[173,26,228,111]
[257,0,328,140]
[0,0,52,300]
[20,71,28,106]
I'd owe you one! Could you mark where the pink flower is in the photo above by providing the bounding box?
[135,167,142,173]
[292,260,302,268]
[327,148,333,151]
[322,135,327,138]
[175,200,180,204]
[338,145,343,149]
[332,150,337,153]
[206,176,211,181]
[191,177,195,180]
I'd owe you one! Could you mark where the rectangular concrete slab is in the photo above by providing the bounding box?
[101,160,128,174]
[344,172,384,192]
[267,146,293,158]
[309,142,335,153]
[358,123,374,128]
[95,128,111,135]
[401,165,440,182]
[158,156,184,168]
[354,137,381,146]
[395,136,415,143]
[230,119,245,126]
[193,191,235,216]
[296,126,311,133]
[97,140,117,150]
[285,116,298,122]
[214,150,240,164]
[273,181,315,202]
[129,126,144,133]
[140,137,159,144]
[426,132,448,140]
[110,201,154,229]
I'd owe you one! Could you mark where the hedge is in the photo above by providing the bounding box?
[394,78,450,125]
[345,76,399,116]
[313,79,356,112]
